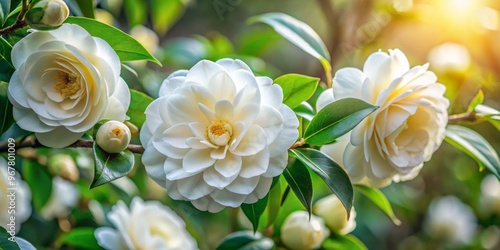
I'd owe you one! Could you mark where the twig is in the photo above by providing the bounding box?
[0,0,29,36]
[448,112,477,124]
[289,138,305,149]
[0,137,145,154]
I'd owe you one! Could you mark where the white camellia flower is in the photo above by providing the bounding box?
[8,24,130,148]
[26,0,69,29]
[40,177,80,220]
[96,121,132,153]
[141,59,299,212]
[424,196,477,245]
[313,194,356,235]
[480,175,500,215]
[94,197,197,250]
[281,211,330,250]
[317,49,449,187]
[0,157,32,233]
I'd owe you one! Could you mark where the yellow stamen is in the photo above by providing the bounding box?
[54,71,80,98]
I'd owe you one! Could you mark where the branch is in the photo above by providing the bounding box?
[0,137,145,154]
[0,0,29,36]
[448,112,477,124]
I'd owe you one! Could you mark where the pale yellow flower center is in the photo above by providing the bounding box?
[54,71,80,98]
[112,127,124,139]
[207,121,233,146]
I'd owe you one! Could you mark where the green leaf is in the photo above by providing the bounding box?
[266,177,282,227]
[0,37,14,82]
[354,184,401,225]
[0,81,14,136]
[216,231,274,250]
[15,238,36,250]
[64,17,161,65]
[0,0,9,24]
[290,148,353,217]
[293,101,315,121]
[75,0,95,18]
[445,125,500,180]
[151,0,185,35]
[59,228,103,250]
[274,74,319,109]
[127,89,154,128]
[323,235,367,250]
[91,142,135,188]
[0,227,20,250]
[123,0,147,27]
[241,195,269,233]
[248,12,332,86]
[23,160,53,211]
[283,157,313,215]
[475,104,500,131]
[304,98,378,146]
[467,90,483,113]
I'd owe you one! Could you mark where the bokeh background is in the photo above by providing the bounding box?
[5,0,500,249]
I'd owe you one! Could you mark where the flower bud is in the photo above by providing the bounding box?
[281,211,330,250]
[25,0,69,30]
[48,154,79,182]
[313,194,357,235]
[96,121,131,153]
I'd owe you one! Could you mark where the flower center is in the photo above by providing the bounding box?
[207,121,233,146]
[111,127,124,139]
[54,71,80,98]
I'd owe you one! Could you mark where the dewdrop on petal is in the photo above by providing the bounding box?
[96,121,131,153]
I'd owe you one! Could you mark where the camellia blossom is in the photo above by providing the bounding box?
[94,197,197,250]
[0,157,32,233]
[40,177,80,220]
[141,59,299,212]
[8,24,130,148]
[318,49,449,187]
[280,211,330,250]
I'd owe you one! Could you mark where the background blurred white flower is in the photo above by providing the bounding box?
[40,177,79,220]
[95,197,197,250]
[427,43,471,73]
[313,194,356,235]
[141,59,299,212]
[281,211,330,250]
[8,24,130,148]
[424,196,477,245]
[318,49,449,187]
[480,175,500,216]
[0,157,32,233]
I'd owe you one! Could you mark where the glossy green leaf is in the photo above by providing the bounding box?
[0,0,9,24]
[290,148,353,216]
[241,195,269,233]
[23,160,53,211]
[323,234,367,250]
[275,74,319,109]
[304,98,377,146]
[91,142,135,188]
[0,227,20,250]
[293,101,315,121]
[151,0,185,35]
[354,184,401,225]
[445,125,500,180]
[65,17,161,65]
[75,0,95,18]
[59,228,103,250]
[467,90,483,113]
[216,231,274,250]
[248,12,332,86]
[64,0,84,16]
[0,81,14,136]
[123,0,147,26]
[266,177,282,227]
[0,37,14,82]
[127,89,154,128]
[283,157,313,215]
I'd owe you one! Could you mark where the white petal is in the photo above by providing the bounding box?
[253,106,284,145]
[225,176,260,195]
[214,100,234,121]
[102,78,130,121]
[12,108,54,133]
[216,58,252,73]
[94,227,125,250]
[239,147,270,178]
[185,60,225,84]
[163,123,192,149]
[268,105,299,157]
[331,67,365,100]
[208,71,236,101]
[7,71,29,108]
[178,174,215,200]
[231,125,267,156]
[159,71,188,97]
[210,189,246,207]
[182,149,216,173]
[35,127,84,148]
[316,88,334,111]
[215,153,242,177]
[203,167,238,189]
